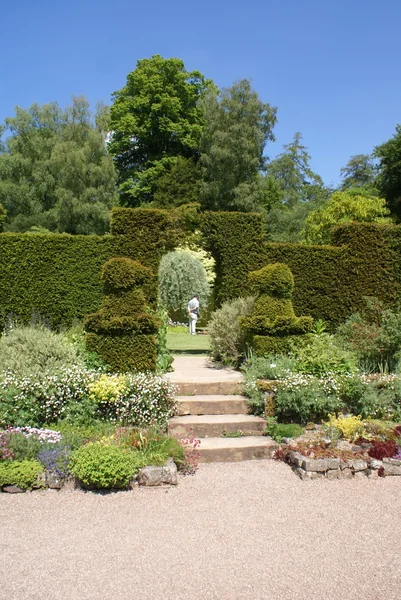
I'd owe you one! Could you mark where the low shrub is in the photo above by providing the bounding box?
[37,448,70,478]
[0,459,43,490]
[368,439,398,461]
[293,333,358,376]
[0,324,85,376]
[325,414,365,440]
[114,428,185,466]
[275,376,344,424]
[208,296,255,366]
[69,442,137,489]
[265,417,303,442]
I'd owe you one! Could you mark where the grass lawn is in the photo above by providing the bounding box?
[166,332,211,353]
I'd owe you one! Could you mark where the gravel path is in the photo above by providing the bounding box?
[1,460,400,600]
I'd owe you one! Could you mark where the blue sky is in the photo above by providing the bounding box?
[1,0,400,187]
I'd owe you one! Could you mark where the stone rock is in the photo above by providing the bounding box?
[136,460,178,486]
[3,485,25,493]
[350,445,363,453]
[46,471,63,490]
[288,451,304,468]
[326,458,341,470]
[322,437,332,448]
[369,459,383,470]
[361,443,373,450]
[349,459,368,472]
[368,470,379,479]
[383,457,401,467]
[301,458,328,472]
[337,468,353,480]
[383,464,401,476]
[354,470,368,479]
[326,469,340,480]
[293,467,321,480]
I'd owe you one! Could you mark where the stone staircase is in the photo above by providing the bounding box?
[167,377,279,462]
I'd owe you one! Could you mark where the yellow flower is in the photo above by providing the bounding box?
[88,374,127,404]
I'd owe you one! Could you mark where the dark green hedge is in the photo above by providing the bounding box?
[0,233,113,328]
[85,333,157,372]
[200,212,267,307]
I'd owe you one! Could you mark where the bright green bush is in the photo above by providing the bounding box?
[265,418,303,442]
[293,333,358,376]
[208,296,255,365]
[0,459,43,490]
[0,324,84,376]
[69,443,137,489]
[275,379,344,424]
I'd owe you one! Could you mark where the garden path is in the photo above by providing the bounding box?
[1,461,400,599]
[165,355,278,461]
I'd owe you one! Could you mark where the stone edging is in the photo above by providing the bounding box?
[288,452,401,480]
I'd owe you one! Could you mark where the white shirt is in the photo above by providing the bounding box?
[188,297,199,313]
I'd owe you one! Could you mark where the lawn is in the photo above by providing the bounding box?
[166,332,211,353]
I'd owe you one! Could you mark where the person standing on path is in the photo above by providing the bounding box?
[187,294,200,335]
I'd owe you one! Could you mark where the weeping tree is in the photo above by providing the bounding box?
[158,251,210,322]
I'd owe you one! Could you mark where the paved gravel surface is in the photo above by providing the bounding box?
[1,460,400,600]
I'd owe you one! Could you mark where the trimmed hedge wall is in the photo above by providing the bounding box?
[0,233,113,328]
[0,208,177,329]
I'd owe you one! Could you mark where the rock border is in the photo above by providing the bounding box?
[288,452,401,480]
[0,460,178,493]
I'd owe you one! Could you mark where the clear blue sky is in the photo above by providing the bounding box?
[1,0,400,187]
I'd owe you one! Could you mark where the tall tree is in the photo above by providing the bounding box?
[340,154,376,190]
[265,133,329,242]
[375,125,401,217]
[0,97,118,234]
[199,79,277,212]
[302,189,392,244]
[109,55,213,206]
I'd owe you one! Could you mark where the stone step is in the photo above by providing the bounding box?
[168,414,266,438]
[176,395,249,416]
[173,381,243,396]
[197,436,279,463]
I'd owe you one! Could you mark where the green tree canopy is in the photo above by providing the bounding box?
[340,154,376,191]
[302,189,392,244]
[265,133,329,242]
[0,97,118,234]
[375,125,401,217]
[199,79,277,212]
[152,157,201,208]
[158,251,210,316]
[109,55,213,206]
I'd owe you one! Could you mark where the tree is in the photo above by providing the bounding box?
[265,133,329,241]
[0,203,6,232]
[158,251,210,318]
[152,157,201,208]
[340,154,376,190]
[109,55,213,206]
[0,97,118,234]
[302,189,392,244]
[199,79,277,212]
[375,125,401,217]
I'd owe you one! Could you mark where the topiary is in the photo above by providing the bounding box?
[84,257,160,372]
[69,442,137,489]
[240,263,313,356]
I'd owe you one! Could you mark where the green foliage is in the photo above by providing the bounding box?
[0,203,6,232]
[337,300,401,372]
[375,124,401,217]
[303,190,392,244]
[200,212,267,307]
[156,307,174,373]
[109,55,213,206]
[5,432,52,461]
[152,157,201,208]
[199,79,277,212]
[0,97,118,234]
[69,443,136,489]
[265,133,329,242]
[0,459,43,490]
[293,333,358,376]
[207,296,255,365]
[85,256,159,372]
[158,251,210,316]
[241,263,312,355]
[275,380,344,424]
[0,323,84,376]
[265,417,303,442]
[340,154,377,191]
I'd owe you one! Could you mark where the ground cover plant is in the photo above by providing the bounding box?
[0,424,191,490]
